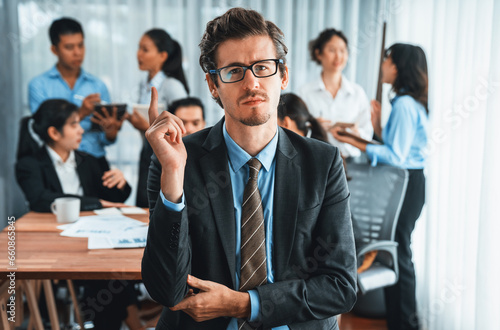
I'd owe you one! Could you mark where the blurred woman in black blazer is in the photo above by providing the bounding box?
[16,99,131,212]
[16,99,139,330]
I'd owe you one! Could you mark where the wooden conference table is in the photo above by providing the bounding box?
[0,210,149,329]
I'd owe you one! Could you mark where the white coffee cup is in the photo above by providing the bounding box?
[50,197,81,223]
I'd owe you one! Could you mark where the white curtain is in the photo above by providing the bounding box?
[0,0,28,229]
[383,0,500,329]
[14,1,500,328]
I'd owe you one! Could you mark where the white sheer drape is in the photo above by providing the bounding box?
[384,0,500,329]
[15,1,499,328]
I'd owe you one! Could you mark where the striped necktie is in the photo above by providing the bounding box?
[238,158,267,329]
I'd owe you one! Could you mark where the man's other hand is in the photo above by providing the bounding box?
[170,274,251,322]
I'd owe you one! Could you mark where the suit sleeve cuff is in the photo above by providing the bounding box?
[248,290,261,322]
[160,190,185,212]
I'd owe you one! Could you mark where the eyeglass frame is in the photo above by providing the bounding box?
[209,58,284,84]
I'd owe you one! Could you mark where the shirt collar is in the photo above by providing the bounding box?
[340,75,355,95]
[222,122,278,173]
[148,71,167,90]
[390,91,403,105]
[316,74,354,96]
[48,65,90,80]
[46,146,77,168]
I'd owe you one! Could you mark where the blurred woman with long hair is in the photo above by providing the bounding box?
[127,28,189,207]
[334,43,429,330]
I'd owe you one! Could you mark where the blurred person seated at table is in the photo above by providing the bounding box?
[16,100,144,329]
[28,17,124,168]
[278,93,376,271]
[277,92,328,142]
[16,99,131,212]
[278,92,355,177]
[168,97,206,136]
[298,28,372,158]
[126,28,189,208]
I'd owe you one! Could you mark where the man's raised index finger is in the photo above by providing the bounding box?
[149,86,159,125]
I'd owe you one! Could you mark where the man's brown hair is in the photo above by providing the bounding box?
[199,7,288,107]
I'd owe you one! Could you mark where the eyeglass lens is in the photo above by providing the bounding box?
[220,60,278,83]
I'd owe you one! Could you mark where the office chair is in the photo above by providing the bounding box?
[347,162,408,296]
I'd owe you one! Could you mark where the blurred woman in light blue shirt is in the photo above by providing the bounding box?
[334,43,429,330]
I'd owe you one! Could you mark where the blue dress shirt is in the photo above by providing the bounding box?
[160,123,288,329]
[366,95,428,169]
[28,65,112,158]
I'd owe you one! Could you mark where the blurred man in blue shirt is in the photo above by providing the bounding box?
[28,17,123,164]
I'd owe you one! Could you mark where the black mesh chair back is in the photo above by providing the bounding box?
[348,162,408,245]
[347,161,408,294]
[17,116,44,160]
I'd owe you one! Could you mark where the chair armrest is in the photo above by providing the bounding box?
[357,240,399,284]
[357,240,397,257]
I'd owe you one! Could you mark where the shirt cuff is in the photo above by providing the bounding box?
[100,132,115,146]
[160,190,185,212]
[365,144,379,167]
[248,290,260,322]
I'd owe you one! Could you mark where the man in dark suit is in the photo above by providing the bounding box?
[142,8,357,329]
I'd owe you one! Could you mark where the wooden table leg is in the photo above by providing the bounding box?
[27,280,43,330]
[0,297,12,330]
[24,280,44,330]
[0,280,13,329]
[14,282,23,327]
[67,280,84,329]
[42,280,60,330]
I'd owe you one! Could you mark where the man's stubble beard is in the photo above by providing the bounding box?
[239,111,271,127]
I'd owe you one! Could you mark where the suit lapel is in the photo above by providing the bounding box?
[198,119,237,289]
[39,148,64,193]
[75,152,92,195]
[273,128,299,278]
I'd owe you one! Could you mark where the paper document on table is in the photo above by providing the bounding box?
[93,207,147,215]
[88,226,148,249]
[88,237,114,249]
[60,215,147,238]
[110,226,148,248]
[93,208,122,215]
[120,207,147,214]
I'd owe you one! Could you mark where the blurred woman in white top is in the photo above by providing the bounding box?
[298,28,372,158]
[126,29,188,207]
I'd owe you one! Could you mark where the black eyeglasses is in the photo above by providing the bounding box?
[209,59,283,83]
